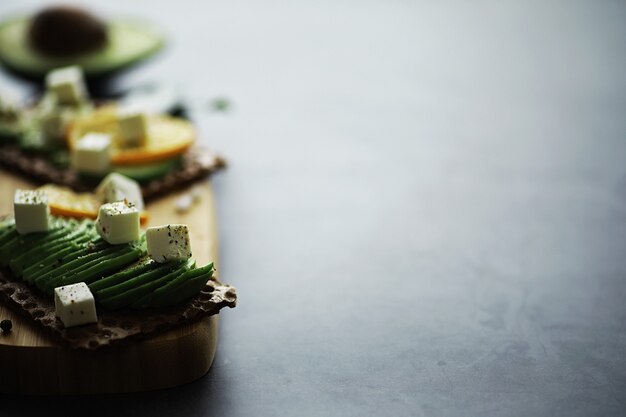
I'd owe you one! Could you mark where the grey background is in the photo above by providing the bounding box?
[1,0,625,416]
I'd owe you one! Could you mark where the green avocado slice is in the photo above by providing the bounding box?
[112,156,183,183]
[0,16,165,78]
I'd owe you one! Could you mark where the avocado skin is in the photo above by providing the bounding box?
[150,270,214,308]
[23,242,86,283]
[0,219,67,266]
[0,226,17,247]
[94,259,185,300]
[28,238,108,283]
[98,259,192,310]
[88,258,157,292]
[10,220,91,275]
[40,241,145,293]
[61,244,145,288]
[35,246,117,292]
[142,262,214,308]
[0,216,215,310]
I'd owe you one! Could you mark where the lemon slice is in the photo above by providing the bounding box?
[39,184,148,224]
[68,105,195,165]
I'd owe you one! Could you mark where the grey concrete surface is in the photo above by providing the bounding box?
[0,1,625,416]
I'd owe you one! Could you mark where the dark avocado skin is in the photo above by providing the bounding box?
[10,219,91,275]
[97,259,192,310]
[0,216,212,309]
[88,258,157,292]
[144,263,214,308]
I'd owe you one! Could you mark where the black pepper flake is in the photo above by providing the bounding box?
[0,319,12,333]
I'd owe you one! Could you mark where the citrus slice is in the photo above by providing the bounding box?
[39,184,148,225]
[68,105,195,165]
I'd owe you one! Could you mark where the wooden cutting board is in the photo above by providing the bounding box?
[0,170,221,395]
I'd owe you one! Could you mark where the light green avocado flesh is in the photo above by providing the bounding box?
[0,216,214,310]
[0,17,165,77]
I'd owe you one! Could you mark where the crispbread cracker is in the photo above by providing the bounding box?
[0,267,236,350]
[0,144,226,200]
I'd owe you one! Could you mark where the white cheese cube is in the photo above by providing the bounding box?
[71,133,111,175]
[146,224,192,263]
[118,111,148,147]
[54,283,98,328]
[41,108,70,142]
[95,173,145,211]
[45,66,88,106]
[14,189,49,234]
[96,201,140,244]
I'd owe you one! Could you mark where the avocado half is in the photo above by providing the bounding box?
[0,16,165,78]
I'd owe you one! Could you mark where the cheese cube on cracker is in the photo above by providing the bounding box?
[146,224,192,263]
[41,108,70,142]
[14,189,49,234]
[96,201,140,244]
[118,111,148,147]
[54,283,97,328]
[45,66,88,106]
[96,173,145,211]
[71,133,111,175]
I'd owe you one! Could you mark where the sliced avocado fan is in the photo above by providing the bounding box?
[0,16,165,78]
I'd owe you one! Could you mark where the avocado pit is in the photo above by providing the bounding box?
[28,6,108,57]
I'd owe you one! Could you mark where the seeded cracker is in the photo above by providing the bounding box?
[0,144,226,200]
[0,267,236,350]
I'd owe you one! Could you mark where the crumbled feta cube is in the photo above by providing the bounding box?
[96,173,145,211]
[14,189,49,234]
[146,224,192,263]
[41,108,70,142]
[96,201,140,244]
[54,283,97,328]
[45,66,88,106]
[71,133,111,175]
[117,111,148,147]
